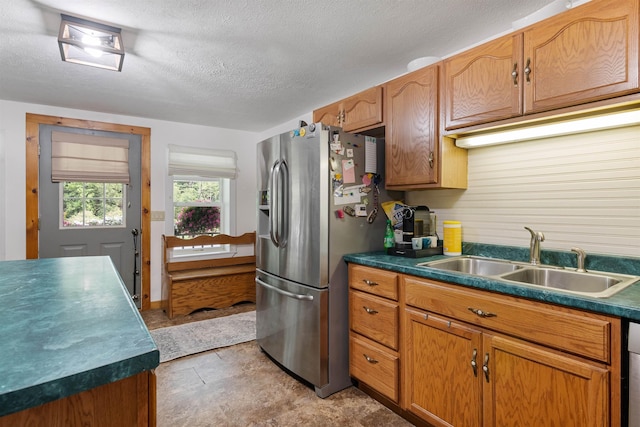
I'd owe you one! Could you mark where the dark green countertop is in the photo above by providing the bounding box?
[344,243,640,322]
[0,256,159,418]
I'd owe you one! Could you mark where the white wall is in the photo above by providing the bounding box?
[257,113,313,142]
[406,124,640,257]
[0,115,5,260]
[0,99,262,302]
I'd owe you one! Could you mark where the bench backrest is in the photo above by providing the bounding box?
[162,232,256,273]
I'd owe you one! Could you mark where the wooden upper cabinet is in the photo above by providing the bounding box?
[444,33,523,130]
[523,0,639,114]
[313,100,341,127]
[443,0,640,131]
[384,65,439,187]
[342,86,383,132]
[385,64,467,190]
[313,86,383,133]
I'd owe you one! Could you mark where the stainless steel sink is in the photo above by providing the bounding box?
[418,256,523,276]
[500,267,640,298]
[419,255,640,298]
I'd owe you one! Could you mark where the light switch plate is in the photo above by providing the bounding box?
[151,211,165,221]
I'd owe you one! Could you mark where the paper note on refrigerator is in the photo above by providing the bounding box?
[365,136,377,173]
[342,159,356,183]
[334,184,366,205]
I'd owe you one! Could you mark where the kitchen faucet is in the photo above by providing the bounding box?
[524,227,545,265]
[571,247,587,272]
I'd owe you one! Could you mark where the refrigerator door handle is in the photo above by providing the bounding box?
[269,160,280,247]
[256,277,314,301]
[279,160,289,248]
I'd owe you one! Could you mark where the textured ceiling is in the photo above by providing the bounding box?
[0,0,563,132]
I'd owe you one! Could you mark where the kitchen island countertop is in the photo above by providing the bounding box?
[0,256,159,418]
[344,249,640,322]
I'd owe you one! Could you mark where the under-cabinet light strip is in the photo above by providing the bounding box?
[455,109,640,148]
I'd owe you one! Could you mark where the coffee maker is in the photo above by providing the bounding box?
[402,205,436,242]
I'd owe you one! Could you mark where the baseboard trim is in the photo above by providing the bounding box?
[148,300,163,310]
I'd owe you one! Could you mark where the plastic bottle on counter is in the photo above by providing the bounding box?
[384,220,395,250]
[443,220,462,256]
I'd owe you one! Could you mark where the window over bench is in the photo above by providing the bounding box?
[167,145,237,257]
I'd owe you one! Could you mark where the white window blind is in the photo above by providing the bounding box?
[168,144,237,179]
[51,131,130,183]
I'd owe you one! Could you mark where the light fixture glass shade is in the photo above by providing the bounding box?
[58,14,124,71]
[455,108,640,148]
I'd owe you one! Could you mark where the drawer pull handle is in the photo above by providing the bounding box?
[363,279,378,287]
[468,307,497,318]
[483,353,490,382]
[471,348,478,377]
[524,58,532,83]
[363,354,379,364]
[363,306,378,315]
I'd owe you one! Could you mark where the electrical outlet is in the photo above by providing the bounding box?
[151,211,165,221]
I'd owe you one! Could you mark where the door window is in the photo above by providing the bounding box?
[60,181,126,228]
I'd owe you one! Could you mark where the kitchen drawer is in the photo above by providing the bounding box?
[350,290,399,350]
[403,275,616,363]
[349,264,398,300]
[349,334,399,403]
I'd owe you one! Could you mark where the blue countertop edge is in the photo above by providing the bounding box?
[344,243,640,322]
[0,257,160,418]
[0,350,159,418]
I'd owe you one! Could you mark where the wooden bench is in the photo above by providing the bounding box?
[161,232,256,319]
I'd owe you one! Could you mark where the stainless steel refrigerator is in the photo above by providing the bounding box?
[256,123,395,398]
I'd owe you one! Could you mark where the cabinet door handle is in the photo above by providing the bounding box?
[483,353,490,382]
[362,279,379,287]
[471,348,478,377]
[363,306,378,315]
[512,62,518,86]
[363,354,379,364]
[524,58,532,83]
[468,307,497,318]
[428,151,434,169]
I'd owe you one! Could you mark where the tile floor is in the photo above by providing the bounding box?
[142,305,413,427]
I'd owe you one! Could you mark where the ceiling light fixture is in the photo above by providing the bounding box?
[58,14,124,72]
[454,108,640,148]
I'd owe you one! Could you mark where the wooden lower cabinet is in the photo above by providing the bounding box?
[404,306,611,427]
[348,264,400,404]
[347,263,622,427]
[485,333,609,427]
[350,334,399,402]
[403,308,482,427]
[0,371,156,427]
[402,276,620,427]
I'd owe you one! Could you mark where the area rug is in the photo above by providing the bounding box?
[150,310,256,363]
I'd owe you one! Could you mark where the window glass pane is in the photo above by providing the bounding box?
[61,182,125,228]
[105,183,123,198]
[173,178,224,239]
[106,198,124,225]
[174,206,220,237]
[63,198,84,227]
[173,179,221,204]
